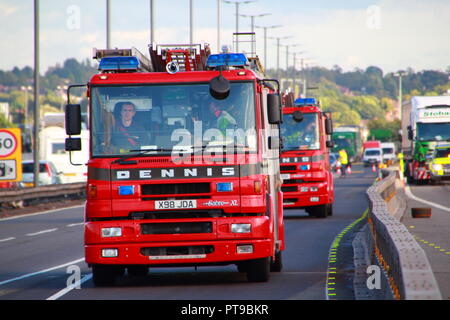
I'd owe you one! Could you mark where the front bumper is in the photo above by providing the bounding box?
[85,239,272,266]
[85,216,273,265]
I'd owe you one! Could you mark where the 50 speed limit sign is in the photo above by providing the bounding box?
[0,129,19,157]
[0,128,22,182]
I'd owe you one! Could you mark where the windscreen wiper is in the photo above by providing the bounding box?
[111,148,173,165]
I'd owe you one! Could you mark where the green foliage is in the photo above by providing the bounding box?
[368,118,401,142]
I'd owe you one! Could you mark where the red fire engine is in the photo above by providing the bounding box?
[280,96,334,218]
[65,43,284,285]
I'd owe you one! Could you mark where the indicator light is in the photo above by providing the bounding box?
[118,185,135,196]
[217,182,233,192]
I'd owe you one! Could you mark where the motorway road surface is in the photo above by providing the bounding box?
[0,165,377,301]
[402,182,450,300]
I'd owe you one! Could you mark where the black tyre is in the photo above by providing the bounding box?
[127,265,149,277]
[327,203,333,216]
[92,265,122,287]
[246,257,270,282]
[270,251,283,272]
[313,204,328,218]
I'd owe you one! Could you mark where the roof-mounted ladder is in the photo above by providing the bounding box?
[149,43,211,72]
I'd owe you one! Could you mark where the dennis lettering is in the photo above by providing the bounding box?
[115,166,236,180]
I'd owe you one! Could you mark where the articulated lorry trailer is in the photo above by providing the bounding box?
[402,96,450,183]
[65,44,285,285]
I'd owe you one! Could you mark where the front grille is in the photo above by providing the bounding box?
[129,210,260,220]
[282,186,297,192]
[140,222,213,235]
[281,165,297,172]
[129,210,224,220]
[140,245,214,256]
[282,179,304,185]
[283,198,298,203]
[142,183,210,195]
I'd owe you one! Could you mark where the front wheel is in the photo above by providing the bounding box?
[270,251,283,272]
[92,265,123,287]
[246,257,270,282]
[311,204,328,218]
[327,203,333,216]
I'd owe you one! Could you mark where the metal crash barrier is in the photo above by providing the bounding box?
[0,183,85,209]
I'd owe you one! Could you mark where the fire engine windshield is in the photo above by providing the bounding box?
[281,113,320,150]
[90,82,257,157]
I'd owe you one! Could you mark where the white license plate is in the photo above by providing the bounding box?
[155,200,197,210]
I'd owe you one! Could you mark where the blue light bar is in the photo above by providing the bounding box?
[206,53,249,68]
[294,98,317,106]
[98,56,140,71]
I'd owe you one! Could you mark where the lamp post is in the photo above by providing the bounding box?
[223,0,256,51]
[189,0,194,44]
[106,0,111,48]
[292,51,304,96]
[255,24,282,70]
[33,0,40,187]
[149,0,155,44]
[283,43,300,73]
[238,13,270,56]
[268,36,292,80]
[394,71,406,121]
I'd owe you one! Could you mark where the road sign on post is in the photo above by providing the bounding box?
[0,128,22,182]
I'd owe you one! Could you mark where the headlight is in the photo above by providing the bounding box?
[101,227,122,238]
[231,223,251,233]
[432,164,443,171]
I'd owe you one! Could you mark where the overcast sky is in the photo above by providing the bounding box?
[0,0,449,74]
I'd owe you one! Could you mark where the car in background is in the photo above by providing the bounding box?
[21,160,63,187]
[429,143,450,184]
[363,148,383,167]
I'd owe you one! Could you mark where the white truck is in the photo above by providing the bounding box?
[40,113,89,183]
[402,96,450,183]
[380,142,396,164]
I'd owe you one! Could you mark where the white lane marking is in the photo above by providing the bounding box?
[0,205,84,222]
[26,228,58,236]
[46,273,92,300]
[405,186,450,213]
[0,237,15,242]
[66,222,84,227]
[0,258,85,286]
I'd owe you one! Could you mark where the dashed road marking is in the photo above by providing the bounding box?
[26,228,58,237]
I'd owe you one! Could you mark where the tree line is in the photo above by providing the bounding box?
[0,58,449,142]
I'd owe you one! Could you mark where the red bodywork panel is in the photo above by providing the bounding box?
[280,106,334,209]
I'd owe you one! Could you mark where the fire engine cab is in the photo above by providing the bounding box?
[65,43,284,285]
[280,97,334,218]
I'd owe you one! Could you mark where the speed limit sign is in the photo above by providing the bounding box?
[0,129,18,157]
[0,128,22,182]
